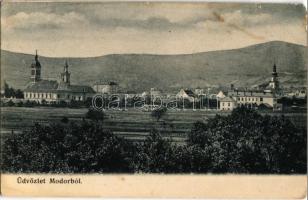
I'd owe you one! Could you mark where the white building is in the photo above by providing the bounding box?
[93,81,118,94]
[176,89,197,102]
[216,91,226,99]
[228,90,277,108]
[24,52,95,103]
[220,97,237,111]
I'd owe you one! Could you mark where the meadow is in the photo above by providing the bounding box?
[1,107,307,143]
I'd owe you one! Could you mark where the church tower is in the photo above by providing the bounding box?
[30,50,41,83]
[61,60,70,85]
[269,63,279,90]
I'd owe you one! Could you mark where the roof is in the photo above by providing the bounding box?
[228,90,275,98]
[24,80,58,92]
[94,80,118,86]
[184,89,196,97]
[216,91,226,98]
[220,97,236,102]
[24,79,95,93]
[68,85,95,93]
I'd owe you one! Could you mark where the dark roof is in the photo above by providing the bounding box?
[24,80,58,92]
[24,80,95,93]
[184,89,195,97]
[94,80,118,86]
[220,97,236,102]
[228,90,275,98]
[68,85,95,93]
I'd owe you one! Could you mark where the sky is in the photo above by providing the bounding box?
[1,2,307,57]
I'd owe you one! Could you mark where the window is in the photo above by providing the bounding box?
[237,97,240,101]
[57,94,60,98]
[248,98,250,101]
[31,70,35,75]
[222,103,225,106]
[228,103,230,106]
[260,97,263,101]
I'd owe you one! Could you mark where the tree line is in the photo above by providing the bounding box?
[1,107,306,173]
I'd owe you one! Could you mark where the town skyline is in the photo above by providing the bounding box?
[1,2,306,57]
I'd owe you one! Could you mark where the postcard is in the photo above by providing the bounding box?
[0,0,307,198]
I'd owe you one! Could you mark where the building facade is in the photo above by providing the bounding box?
[93,81,119,94]
[220,97,237,111]
[219,63,280,111]
[24,52,95,103]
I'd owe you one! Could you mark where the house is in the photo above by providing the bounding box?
[216,91,226,99]
[220,97,237,111]
[228,90,277,108]
[287,88,307,99]
[176,89,197,102]
[218,63,281,111]
[150,88,162,97]
[93,81,119,94]
[24,51,95,103]
[194,87,204,96]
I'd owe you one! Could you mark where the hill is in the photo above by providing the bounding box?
[1,41,306,92]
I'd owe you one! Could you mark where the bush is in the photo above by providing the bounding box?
[151,107,167,121]
[187,107,307,173]
[61,116,69,124]
[6,100,15,107]
[2,107,306,174]
[2,121,134,173]
[85,108,106,121]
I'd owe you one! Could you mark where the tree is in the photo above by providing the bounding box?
[2,121,134,173]
[151,107,167,122]
[132,129,178,173]
[15,89,24,99]
[187,107,307,173]
[85,108,106,122]
[61,116,69,124]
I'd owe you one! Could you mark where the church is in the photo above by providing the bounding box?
[24,51,95,103]
[220,63,281,111]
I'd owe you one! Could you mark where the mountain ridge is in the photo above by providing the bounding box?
[1,41,306,92]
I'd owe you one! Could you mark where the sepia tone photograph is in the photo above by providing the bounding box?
[0,0,307,197]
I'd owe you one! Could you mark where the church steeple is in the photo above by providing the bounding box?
[35,50,38,62]
[272,63,277,77]
[61,60,70,85]
[269,62,279,90]
[30,50,41,83]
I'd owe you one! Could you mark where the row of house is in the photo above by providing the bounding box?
[24,51,95,103]
[21,51,298,111]
[219,64,281,111]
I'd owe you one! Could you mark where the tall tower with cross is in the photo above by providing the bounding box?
[30,50,41,83]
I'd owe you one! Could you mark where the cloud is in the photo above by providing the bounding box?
[221,10,272,27]
[2,11,87,31]
[1,2,306,57]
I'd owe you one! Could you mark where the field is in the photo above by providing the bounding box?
[1,107,307,143]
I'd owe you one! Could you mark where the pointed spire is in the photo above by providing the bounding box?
[35,49,38,61]
[64,60,69,71]
[273,63,277,73]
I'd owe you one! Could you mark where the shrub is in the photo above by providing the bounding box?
[85,108,106,122]
[151,107,167,121]
[2,121,134,173]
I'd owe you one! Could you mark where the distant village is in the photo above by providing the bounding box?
[1,51,307,111]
